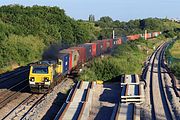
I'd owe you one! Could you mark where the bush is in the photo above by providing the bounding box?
[170,62,180,79]
[0,35,45,68]
[79,70,97,81]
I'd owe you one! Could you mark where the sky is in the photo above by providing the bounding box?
[0,0,179,21]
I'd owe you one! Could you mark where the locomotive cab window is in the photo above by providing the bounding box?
[32,66,48,74]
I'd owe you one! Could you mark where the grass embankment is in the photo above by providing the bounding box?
[79,39,164,81]
[169,40,180,58]
[167,39,180,79]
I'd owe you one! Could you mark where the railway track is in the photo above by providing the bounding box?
[0,67,29,83]
[0,79,29,109]
[0,67,29,109]
[1,78,74,120]
[149,42,175,120]
[2,93,46,120]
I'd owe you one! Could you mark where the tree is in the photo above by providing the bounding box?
[99,16,113,23]
[89,14,95,22]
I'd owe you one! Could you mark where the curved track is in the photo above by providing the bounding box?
[149,42,174,120]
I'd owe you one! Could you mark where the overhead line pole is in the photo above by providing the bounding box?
[103,27,122,39]
[145,30,147,40]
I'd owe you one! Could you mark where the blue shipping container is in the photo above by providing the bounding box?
[57,53,69,74]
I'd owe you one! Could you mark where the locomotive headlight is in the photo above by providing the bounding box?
[44,77,49,82]
[30,77,35,82]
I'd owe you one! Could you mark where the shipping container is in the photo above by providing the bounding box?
[66,48,79,68]
[56,53,69,74]
[106,40,110,48]
[93,40,103,55]
[121,36,127,43]
[152,32,161,37]
[144,33,152,39]
[85,43,97,57]
[60,49,72,71]
[70,47,86,64]
[152,32,157,37]
[103,39,108,52]
[102,39,113,52]
[79,44,92,60]
[98,39,108,52]
[127,34,141,41]
[148,33,151,39]
[116,38,122,45]
[108,39,113,48]
[113,39,117,46]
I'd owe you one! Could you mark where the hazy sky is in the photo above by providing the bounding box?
[0,0,179,21]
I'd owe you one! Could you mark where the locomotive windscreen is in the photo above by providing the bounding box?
[32,66,48,74]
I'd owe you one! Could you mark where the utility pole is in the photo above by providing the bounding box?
[113,29,115,39]
[145,30,147,40]
[104,27,122,39]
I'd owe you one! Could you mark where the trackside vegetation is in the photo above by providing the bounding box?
[169,39,180,58]
[170,63,180,80]
[79,39,164,81]
[166,39,180,79]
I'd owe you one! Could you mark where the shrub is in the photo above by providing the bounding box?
[0,35,45,68]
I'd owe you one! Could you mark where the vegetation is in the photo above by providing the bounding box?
[79,39,163,81]
[169,40,180,58]
[0,5,99,72]
[94,17,180,39]
[0,5,180,73]
[170,62,180,80]
[166,39,180,79]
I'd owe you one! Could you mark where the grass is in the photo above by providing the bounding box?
[169,39,180,58]
[166,39,180,79]
[170,62,180,80]
[0,63,20,74]
[164,21,180,29]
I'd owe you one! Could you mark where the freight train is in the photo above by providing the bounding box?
[29,32,161,93]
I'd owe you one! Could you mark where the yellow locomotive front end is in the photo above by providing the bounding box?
[29,61,54,93]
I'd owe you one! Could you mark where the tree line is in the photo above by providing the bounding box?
[0,5,179,72]
[93,16,180,39]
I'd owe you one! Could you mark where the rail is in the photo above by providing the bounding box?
[0,67,29,83]
[2,94,34,119]
[20,93,47,120]
[149,42,174,119]
[0,79,29,108]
